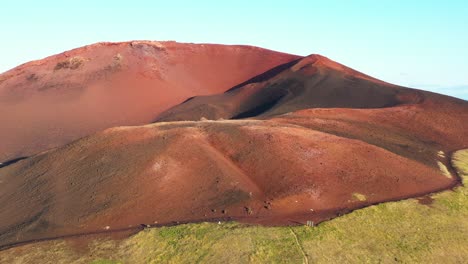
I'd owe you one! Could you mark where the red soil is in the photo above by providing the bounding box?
[0,117,461,248]
[0,41,300,161]
[0,44,466,249]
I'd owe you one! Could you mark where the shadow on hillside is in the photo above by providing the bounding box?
[0,157,28,169]
[225,58,301,93]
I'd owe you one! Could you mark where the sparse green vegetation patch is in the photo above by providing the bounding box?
[452,149,468,178]
[437,160,452,178]
[352,192,367,201]
[102,53,124,73]
[54,56,85,70]
[437,150,445,158]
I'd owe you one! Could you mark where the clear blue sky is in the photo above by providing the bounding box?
[1,0,467,99]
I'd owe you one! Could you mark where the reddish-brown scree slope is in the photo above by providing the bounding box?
[0,41,300,161]
[155,54,468,165]
[0,50,467,249]
[156,54,468,122]
[0,118,462,249]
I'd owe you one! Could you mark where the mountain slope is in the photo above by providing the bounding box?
[156,54,466,122]
[0,45,467,250]
[0,41,300,161]
[0,118,458,248]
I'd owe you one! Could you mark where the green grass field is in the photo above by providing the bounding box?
[3,149,468,264]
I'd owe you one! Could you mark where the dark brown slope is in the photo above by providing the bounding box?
[156,55,463,122]
[0,41,300,161]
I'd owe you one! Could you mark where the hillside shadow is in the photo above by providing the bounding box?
[0,157,28,169]
[225,58,301,93]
